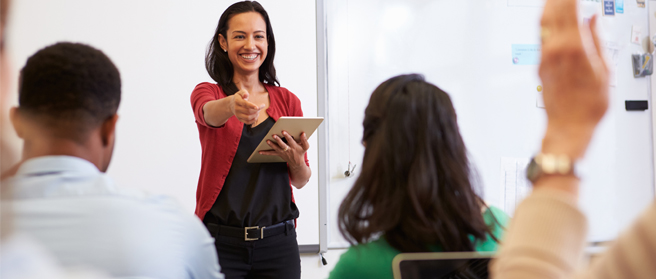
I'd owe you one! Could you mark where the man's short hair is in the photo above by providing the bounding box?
[18,42,121,139]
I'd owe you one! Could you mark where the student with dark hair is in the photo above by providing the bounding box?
[7,42,223,279]
[329,74,510,279]
[190,1,310,278]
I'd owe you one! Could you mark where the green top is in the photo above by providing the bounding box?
[328,206,510,279]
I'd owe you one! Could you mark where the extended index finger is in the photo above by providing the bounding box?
[243,100,262,111]
[234,94,261,111]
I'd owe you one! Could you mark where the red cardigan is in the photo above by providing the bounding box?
[190,82,308,222]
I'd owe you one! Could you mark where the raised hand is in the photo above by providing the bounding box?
[539,0,609,159]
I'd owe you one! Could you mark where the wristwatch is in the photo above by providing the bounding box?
[526,153,577,183]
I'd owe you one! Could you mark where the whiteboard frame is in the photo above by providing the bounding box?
[650,0,656,197]
[316,0,330,254]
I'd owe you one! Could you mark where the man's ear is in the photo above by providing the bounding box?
[100,114,119,147]
[9,107,25,139]
[219,34,228,52]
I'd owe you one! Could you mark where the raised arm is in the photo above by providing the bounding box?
[491,0,610,277]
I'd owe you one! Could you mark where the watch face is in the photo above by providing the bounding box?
[525,158,540,183]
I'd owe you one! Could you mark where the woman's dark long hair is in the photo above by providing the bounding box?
[205,1,279,95]
[338,74,498,252]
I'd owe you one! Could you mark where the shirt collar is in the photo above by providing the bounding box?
[10,156,119,199]
[15,156,101,177]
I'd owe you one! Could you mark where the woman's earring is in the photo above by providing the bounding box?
[223,49,227,52]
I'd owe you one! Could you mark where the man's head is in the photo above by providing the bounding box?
[11,42,121,171]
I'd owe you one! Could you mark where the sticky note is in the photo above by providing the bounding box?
[603,0,615,16]
[511,44,541,65]
[616,0,623,13]
[536,92,545,108]
[631,25,642,45]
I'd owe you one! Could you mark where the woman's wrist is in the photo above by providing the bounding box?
[288,157,307,170]
[229,95,236,116]
[536,125,588,198]
[542,124,596,160]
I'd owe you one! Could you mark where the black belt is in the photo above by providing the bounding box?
[206,220,294,241]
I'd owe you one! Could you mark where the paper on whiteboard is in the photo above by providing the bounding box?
[631,25,642,45]
[536,91,545,108]
[512,44,541,65]
[615,0,623,13]
[500,157,531,216]
[603,0,615,16]
[603,41,621,87]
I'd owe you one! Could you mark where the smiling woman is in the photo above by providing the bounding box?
[218,12,269,80]
[189,1,310,278]
[204,1,278,97]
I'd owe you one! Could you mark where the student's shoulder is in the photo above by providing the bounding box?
[473,205,511,251]
[134,194,213,250]
[329,238,397,279]
[141,194,204,226]
[484,205,510,228]
[110,190,205,233]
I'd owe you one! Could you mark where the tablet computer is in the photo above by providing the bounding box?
[247,117,324,163]
[392,251,495,279]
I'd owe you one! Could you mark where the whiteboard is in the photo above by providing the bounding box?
[325,0,654,248]
[6,0,320,247]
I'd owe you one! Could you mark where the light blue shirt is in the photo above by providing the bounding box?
[8,156,224,279]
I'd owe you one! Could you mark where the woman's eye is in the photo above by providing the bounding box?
[234,35,245,39]
[255,35,265,39]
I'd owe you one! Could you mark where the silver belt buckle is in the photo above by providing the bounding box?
[245,226,265,241]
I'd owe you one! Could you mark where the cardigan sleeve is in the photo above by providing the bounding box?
[490,188,587,279]
[492,188,656,279]
[573,202,656,279]
[191,82,226,128]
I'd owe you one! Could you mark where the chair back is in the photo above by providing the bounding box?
[391,251,495,279]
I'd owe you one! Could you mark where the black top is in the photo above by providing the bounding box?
[206,117,299,227]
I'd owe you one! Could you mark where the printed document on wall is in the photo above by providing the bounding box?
[603,41,621,87]
[500,157,531,216]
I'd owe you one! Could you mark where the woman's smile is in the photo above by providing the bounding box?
[239,53,260,61]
